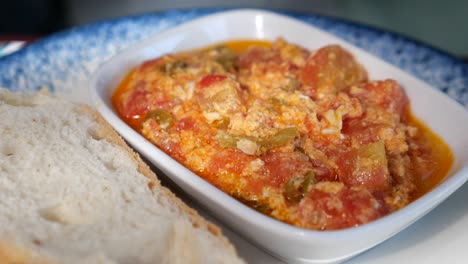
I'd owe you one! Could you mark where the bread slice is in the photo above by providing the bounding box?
[0,88,244,264]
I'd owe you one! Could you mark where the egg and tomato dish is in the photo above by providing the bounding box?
[112,39,453,230]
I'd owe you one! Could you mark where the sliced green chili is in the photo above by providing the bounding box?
[283,170,315,203]
[160,60,188,75]
[145,109,172,128]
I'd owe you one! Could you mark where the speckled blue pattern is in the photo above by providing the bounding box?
[0,9,466,107]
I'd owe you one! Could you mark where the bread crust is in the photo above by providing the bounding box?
[0,240,55,264]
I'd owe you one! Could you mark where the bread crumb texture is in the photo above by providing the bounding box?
[0,89,243,264]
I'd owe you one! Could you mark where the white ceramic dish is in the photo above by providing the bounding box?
[90,9,468,263]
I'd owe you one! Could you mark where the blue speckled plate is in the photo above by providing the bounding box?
[0,9,466,107]
[1,9,467,264]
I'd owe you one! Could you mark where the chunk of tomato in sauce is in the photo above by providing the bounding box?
[237,47,279,69]
[262,151,313,188]
[298,186,384,230]
[336,141,391,191]
[351,79,409,117]
[174,116,197,132]
[116,79,177,129]
[342,118,384,146]
[300,45,367,98]
[206,149,260,193]
[119,81,150,121]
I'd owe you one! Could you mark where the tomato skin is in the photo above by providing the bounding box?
[174,117,195,131]
[300,45,367,98]
[237,47,274,69]
[309,159,337,182]
[206,149,260,193]
[209,150,251,176]
[122,81,150,120]
[118,80,178,130]
[298,186,382,230]
[262,151,313,188]
[199,74,227,88]
[342,118,382,145]
[336,148,391,191]
[353,79,409,117]
[336,140,391,191]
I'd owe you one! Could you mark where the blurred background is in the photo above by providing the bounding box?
[0,0,467,59]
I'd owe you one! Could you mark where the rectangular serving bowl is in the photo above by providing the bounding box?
[90,9,468,263]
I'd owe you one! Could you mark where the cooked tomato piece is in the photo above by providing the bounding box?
[117,79,178,130]
[237,47,275,69]
[206,149,259,193]
[199,74,227,88]
[121,81,150,120]
[263,151,313,188]
[342,117,383,145]
[309,159,337,182]
[352,79,409,117]
[337,141,391,190]
[209,149,250,176]
[174,117,197,132]
[298,185,383,230]
[300,45,367,98]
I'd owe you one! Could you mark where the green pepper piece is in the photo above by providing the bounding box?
[160,60,188,75]
[145,109,172,128]
[213,45,236,71]
[301,170,315,194]
[284,170,315,203]
[217,57,235,70]
[216,127,298,154]
[358,141,387,167]
[259,127,298,149]
[280,78,300,92]
[216,131,256,148]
